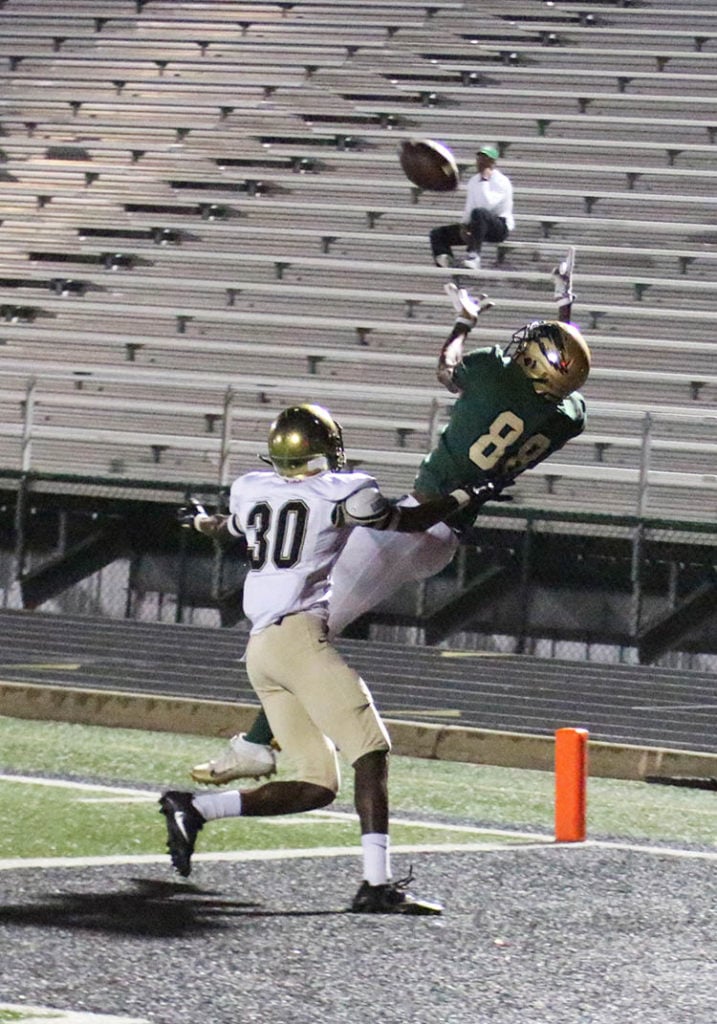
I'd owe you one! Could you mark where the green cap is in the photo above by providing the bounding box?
[478,143,499,160]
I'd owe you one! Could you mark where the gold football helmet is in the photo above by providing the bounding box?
[508,320,590,401]
[267,403,345,478]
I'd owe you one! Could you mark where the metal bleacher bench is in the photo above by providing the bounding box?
[175,170,717,216]
[493,239,717,277]
[0,417,712,520]
[380,82,717,116]
[124,194,717,245]
[0,48,347,75]
[344,103,717,143]
[424,42,717,73]
[3,321,715,376]
[0,70,308,93]
[3,352,715,433]
[4,161,717,224]
[0,217,707,274]
[151,165,717,213]
[490,23,717,50]
[377,64,717,94]
[489,158,717,194]
[22,222,717,274]
[1,356,714,449]
[3,256,717,326]
[2,411,715,474]
[8,194,708,251]
[4,313,717,405]
[278,126,717,167]
[4,249,715,310]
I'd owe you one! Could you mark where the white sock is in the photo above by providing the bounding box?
[361,833,391,886]
[193,790,242,821]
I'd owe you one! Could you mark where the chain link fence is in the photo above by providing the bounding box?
[0,469,714,673]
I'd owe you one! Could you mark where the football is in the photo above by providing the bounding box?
[398,138,459,191]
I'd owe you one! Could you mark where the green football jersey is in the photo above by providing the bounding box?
[415,345,586,520]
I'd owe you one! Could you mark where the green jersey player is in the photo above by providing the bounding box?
[415,272,589,531]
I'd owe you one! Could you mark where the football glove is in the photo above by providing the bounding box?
[466,477,515,509]
[444,282,494,327]
[176,497,210,530]
[552,246,576,310]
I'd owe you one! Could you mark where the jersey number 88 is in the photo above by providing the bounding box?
[468,411,551,474]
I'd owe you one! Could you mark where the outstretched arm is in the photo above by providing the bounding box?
[391,479,509,532]
[336,479,511,535]
[333,477,510,540]
[192,513,234,540]
[438,284,494,392]
[437,324,470,393]
[177,499,242,543]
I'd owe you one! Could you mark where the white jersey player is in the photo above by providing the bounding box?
[160,403,500,913]
[227,468,432,635]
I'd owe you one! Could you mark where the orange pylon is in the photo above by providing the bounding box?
[554,727,589,842]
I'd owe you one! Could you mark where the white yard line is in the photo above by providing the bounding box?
[0,773,154,796]
[3,835,717,873]
[75,797,156,804]
[0,842,553,872]
[2,773,715,871]
[312,808,552,840]
[0,771,551,837]
[0,1005,150,1024]
[584,838,717,860]
[631,702,717,711]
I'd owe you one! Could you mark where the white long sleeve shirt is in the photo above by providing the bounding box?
[462,167,515,231]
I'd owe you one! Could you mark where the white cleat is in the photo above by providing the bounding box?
[191,733,277,785]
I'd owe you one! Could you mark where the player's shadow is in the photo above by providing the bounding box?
[0,877,343,937]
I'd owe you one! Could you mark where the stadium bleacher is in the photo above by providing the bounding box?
[0,0,714,529]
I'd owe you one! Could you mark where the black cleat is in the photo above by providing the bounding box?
[350,870,443,916]
[159,790,205,877]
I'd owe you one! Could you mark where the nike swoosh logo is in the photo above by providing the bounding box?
[174,811,190,841]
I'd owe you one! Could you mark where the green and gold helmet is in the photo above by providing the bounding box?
[507,320,591,401]
[267,403,345,478]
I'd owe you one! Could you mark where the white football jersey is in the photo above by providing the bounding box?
[227,469,393,633]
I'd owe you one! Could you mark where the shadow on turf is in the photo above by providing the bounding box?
[0,877,345,936]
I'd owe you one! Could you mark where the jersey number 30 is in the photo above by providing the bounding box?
[246,500,308,569]
[468,410,551,473]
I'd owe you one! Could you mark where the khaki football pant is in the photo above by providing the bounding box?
[246,611,391,792]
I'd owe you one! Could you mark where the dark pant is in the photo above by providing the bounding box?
[429,208,509,262]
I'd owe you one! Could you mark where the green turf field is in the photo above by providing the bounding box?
[1,715,716,861]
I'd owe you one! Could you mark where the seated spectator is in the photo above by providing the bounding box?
[429,143,514,271]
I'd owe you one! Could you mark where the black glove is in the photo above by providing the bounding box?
[466,478,515,509]
[176,497,209,529]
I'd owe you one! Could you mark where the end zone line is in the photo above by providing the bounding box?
[0,772,155,795]
[0,842,555,873]
[584,839,717,860]
[0,772,551,839]
[0,1003,150,1024]
[2,774,715,869]
[3,835,717,873]
[0,770,553,835]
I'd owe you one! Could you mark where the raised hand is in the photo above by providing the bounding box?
[176,496,209,529]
